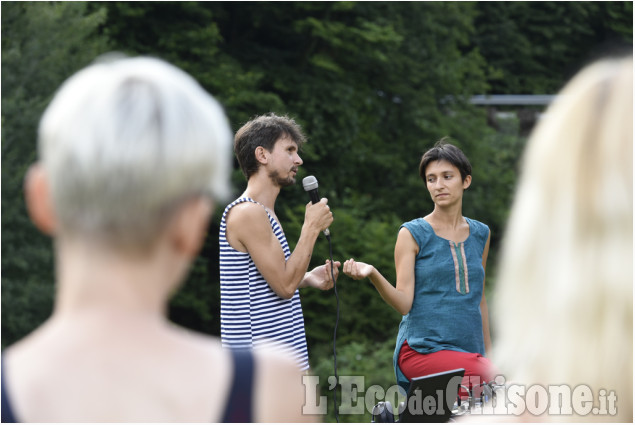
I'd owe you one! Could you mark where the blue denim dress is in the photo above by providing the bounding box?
[393,217,489,391]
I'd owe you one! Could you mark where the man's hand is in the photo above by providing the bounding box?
[302,259,341,290]
[303,198,333,235]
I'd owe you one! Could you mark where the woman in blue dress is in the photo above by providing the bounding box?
[343,140,493,392]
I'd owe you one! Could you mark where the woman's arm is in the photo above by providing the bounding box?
[480,230,492,355]
[343,227,418,315]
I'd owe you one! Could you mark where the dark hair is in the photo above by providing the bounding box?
[419,138,472,182]
[234,113,306,179]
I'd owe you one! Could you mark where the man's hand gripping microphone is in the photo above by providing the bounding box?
[302,174,339,421]
[302,175,330,238]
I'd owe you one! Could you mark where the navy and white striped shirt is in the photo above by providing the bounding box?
[219,197,310,370]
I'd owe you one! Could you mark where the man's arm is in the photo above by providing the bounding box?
[225,200,332,299]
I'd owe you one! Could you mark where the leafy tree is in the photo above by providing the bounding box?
[311,338,401,422]
[473,1,633,94]
[92,2,494,348]
[2,7,632,419]
[1,2,111,348]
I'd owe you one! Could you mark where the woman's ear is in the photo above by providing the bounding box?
[168,197,213,259]
[24,163,57,235]
[463,175,472,190]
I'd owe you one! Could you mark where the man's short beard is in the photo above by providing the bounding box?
[268,170,295,187]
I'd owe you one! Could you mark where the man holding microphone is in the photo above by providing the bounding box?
[219,113,340,371]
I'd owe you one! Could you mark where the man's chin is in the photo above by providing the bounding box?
[281,177,296,187]
[268,172,296,187]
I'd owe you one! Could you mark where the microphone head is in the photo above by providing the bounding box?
[302,175,319,192]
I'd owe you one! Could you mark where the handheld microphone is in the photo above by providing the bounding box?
[302,175,330,237]
[302,174,339,422]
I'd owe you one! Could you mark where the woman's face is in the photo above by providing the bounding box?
[424,159,471,206]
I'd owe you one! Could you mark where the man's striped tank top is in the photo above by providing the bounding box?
[219,197,310,370]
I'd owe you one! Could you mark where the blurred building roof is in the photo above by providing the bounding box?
[470,94,557,105]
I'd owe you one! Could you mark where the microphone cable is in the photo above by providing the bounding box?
[326,233,340,422]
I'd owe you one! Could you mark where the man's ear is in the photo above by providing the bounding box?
[463,175,472,190]
[24,163,57,235]
[169,197,213,259]
[254,146,269,165]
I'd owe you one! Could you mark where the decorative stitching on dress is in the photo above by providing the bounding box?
[460,242,469,294]
[449,241,469,294]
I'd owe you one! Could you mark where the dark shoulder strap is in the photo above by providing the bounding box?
[1,355,18,423]
[221,349,254,423]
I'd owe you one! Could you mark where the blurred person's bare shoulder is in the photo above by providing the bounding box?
[173,327,319,422]
[252,345,321,423]
[3,321,234,422]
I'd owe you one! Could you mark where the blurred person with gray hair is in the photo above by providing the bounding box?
[490,56,632,422]
[1,55,314,422]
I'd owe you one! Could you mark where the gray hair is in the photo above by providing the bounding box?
[38,55,232,250]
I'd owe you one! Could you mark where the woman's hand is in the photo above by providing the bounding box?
[343,258,375,280]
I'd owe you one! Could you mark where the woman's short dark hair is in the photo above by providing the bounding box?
[419,138,472,182]
[234,113,306,179]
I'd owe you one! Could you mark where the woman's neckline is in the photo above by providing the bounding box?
[421,216,471,244]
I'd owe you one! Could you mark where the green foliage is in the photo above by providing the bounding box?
[282,203,403,350]
[1,8,632,423]
[473,1,633,94]
[1,2,111,348]
[311,338,400,422]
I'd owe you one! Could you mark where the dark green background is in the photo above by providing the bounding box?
[2,2,631,421]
